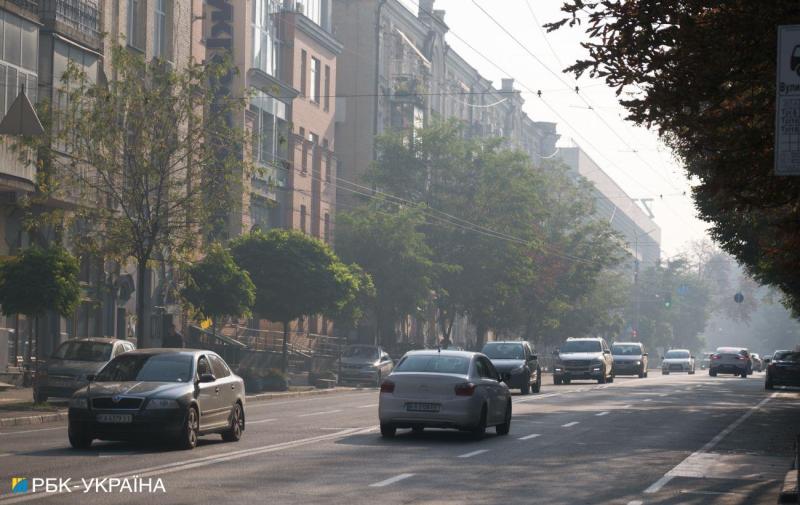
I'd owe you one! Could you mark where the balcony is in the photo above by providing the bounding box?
[40,0,101,49]
[391,74,425,106]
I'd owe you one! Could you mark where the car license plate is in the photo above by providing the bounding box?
[406,402,440,413]
[96,414,132,424]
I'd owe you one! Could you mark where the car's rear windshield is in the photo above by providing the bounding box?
[96,354,194,382]
[395,355,470,375]
[342,346,379,360]
[665,350,690,359]
[482,343,525,360]
[612,345,642,356]
[561,340,601,353]
[52,341,113,362]
[774,351,800,362]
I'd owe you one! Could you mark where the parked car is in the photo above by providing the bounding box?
[611,342,648,378]
[338,345,394,387]
[709,347,751,378]
[378,350,511,439]
[661,349,695,375]
[552,337,614,385]
[67,349,245,450]
[750,353,763,372]
[700,352,713,370]
[765,350,800,389]
[481,341,541,394]
[34,338,135,403]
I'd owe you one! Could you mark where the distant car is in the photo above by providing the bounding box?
[378,350,511,439]
[709,347,751,378]
[765,350,800,389]
[661,349,695,374]
[700,352,713,370]
[611,342,648,378]
[34,338,135,403]
[338,345,394,387]
[67,349,245,450]
[750,353,763,372]
[481,341,541,394]
[553,337,614,385]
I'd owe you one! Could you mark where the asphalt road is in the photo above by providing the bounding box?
[0,371,797,505]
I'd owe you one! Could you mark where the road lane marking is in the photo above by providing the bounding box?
[643,393,776,495]
[627,501,643,505]
[622,404,632,409]
[0,453,11,458]
[518,434,541,440]
[643,398,653,402]
[369,474,414,487]
[458,449,488,458]
[562,421,579,427]
[0,426,63,436]
[298,409,342,418]
[248,418,277,425]
[513,392,560,403]
[595,411,609,417]
[357,403,378,409]
[0,426,369,504]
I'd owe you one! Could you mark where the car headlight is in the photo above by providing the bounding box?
[636,361,642,366]
[69,397,88,409]
[146,399,180,410]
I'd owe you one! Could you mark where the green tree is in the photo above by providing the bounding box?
[21,43,247,347]
[0,245,80,359]
[230,229,360,372]
[181,244,255,337]
[546,1,800,314]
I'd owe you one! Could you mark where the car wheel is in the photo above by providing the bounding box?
[689,369,695,375]
[532,372,542,393]
[554,376,562,386]
[598,367,607,384]
[663,370,670,375]
[765,378,774,390]
[740,371,747,378]
[221,402,244,442]
[68,426,92,450]
[563,378,571,385]
[638,368,645,378]
[179,406,199,450]
[709,369,717,377]
[608,370,615,383]
[471,405,487,440]
[496,401,511,436]
[33,389,48,404]
[380,423,396,438]
[521,381,530,395]
[644,370,649,378]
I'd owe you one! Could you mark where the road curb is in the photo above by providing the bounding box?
[779,468,798,503]
[0,411,68,428]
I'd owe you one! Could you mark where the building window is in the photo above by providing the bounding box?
[153,0,173,61]
[309,132,318,173]
[310,57,320,103]
[323,64,330,111]
[322,138,331,182]
[0,12,38,116]
[127,0,146,50]
[300,205,307,234]
[304,0,322,25]
[252,0,281,76]
[300,50,307,97]
[323,213,330,243]
[299,127,307,173]
[250,90,288,167]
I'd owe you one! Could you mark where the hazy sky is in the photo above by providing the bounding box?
[397,0,710,257]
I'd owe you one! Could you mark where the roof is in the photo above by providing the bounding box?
[122,348,208,356]
[566,337,603,341]
[65,338,123,344]
[404,349,477,359]
[613,342,643,346]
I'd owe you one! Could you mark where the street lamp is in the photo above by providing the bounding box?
[633,227,659,340]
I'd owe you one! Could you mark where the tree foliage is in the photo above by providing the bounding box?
[182,243,255,330]
[0,245,80,318]
[546,0,800,314]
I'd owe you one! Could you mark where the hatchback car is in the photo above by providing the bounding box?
[34,338,135,403]
[338,345,394,387]
[378,350,511,439]
[67,349,245,450]
[481,341,541,394]
[765,350,800,390]
[553,337,614,384]
[661,349,695,374]
[611,342,648,378]
[709,347,751,377]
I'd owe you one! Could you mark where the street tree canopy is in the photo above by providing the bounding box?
[546,0,800,315]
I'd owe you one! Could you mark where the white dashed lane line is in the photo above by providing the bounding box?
[369,474,415,488]
[458,449,489,459]
[248,418,277,425]
[595,411,609,417]
[562,422,579,428]
[298,410,342,418]
[518,434,541,441]
[357,404,378,409]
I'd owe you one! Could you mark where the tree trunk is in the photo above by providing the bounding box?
[475,323,487,351]
[282,321,289,374]
[135,258,148,348]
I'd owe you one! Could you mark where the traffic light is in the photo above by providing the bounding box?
[664,294,672,309]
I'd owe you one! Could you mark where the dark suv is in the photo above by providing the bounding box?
[481,341,541,394]
[553,337,614,385]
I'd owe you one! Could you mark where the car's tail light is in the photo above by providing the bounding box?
[380,381,395,394]
[736,355,745,360]
[711,354,721,360]
[454,383,477,396]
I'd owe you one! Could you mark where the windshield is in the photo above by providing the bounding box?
[774,351,800,362]
[665,350,690,359]
[612,345,642,356]
[395,355,470,375]
[342,346,379,360]
[482,343,525,360]
[560,340,601,353]
[95,354,194,382]
[52,341,113,362]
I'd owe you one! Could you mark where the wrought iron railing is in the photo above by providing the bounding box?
[40,0,100,40]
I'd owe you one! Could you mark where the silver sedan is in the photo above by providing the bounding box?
[378,350,512,439]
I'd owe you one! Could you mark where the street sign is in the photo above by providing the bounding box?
[775,25,800,175]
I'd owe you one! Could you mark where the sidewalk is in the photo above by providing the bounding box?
[0,385,362,428]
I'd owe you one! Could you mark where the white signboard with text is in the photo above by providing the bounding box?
[776,25,800,175]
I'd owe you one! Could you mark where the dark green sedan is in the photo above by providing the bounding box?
[67,349,245,450]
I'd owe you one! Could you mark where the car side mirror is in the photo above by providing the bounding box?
[530,354,538,361]
[691,355,696,359]
[643,353,648,357]
[86,374,95,382]
[199,373,216,383]
[603,349,611,354]
[552,350,559,356]
[764,358,771,364]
